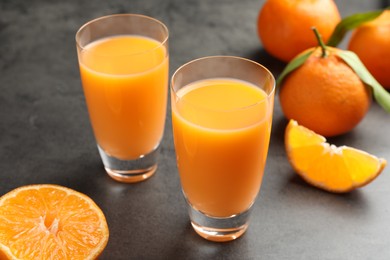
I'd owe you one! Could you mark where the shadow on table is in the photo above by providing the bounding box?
[244,48,286,80]
[163,223,254,260]
[52,157,107,192]
[281,169,370,217]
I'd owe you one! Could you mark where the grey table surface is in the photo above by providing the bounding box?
[1,0,390,259]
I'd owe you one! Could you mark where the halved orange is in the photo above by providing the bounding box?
[0,184,109,259]
[285,119,387,192]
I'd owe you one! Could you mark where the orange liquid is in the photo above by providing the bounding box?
[172,78,273,217]
[79,35,168,160]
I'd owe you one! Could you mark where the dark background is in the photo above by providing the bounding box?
[1,0,389,259]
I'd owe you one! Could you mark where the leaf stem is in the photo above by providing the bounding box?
[312,27,327,58]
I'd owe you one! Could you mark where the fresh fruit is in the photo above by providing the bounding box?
[348,10,390,89]
[0,184,109,260]
[278,26,390,137]
[279,46,371,137]
[257,0,341,62]
[285,119,387,193]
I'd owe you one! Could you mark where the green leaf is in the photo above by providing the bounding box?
[327,7,390,47]
[337,50,390,113]
[276,49,314,89]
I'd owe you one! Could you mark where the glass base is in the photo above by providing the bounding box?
[98,145,159,183]
[187,201,252,242]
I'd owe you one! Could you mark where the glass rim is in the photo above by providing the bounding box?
[75,13,169,55]
[171,56,276,112]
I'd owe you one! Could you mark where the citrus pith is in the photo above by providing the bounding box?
[0,184,109,260]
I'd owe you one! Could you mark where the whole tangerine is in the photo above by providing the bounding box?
[279,47,372,137]
[348,10,390,89]
[257,0,341,62]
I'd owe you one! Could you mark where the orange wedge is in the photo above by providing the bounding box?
[285,120,387,192]
[0,184,109,259]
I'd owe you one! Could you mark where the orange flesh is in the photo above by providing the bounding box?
[0,185,109,260]
[285,120,386,192]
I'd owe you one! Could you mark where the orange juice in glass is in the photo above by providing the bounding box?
[171,56,275,242]
[76,14,169,183]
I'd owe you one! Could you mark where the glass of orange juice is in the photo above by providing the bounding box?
[171,56,275,242]
[76,14,169,183]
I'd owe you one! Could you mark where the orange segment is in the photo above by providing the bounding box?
[0,184,109,260]
[285,120,387,192]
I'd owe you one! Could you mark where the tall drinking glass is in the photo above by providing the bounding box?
[76,14,169,183]
[171,56,275,241]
